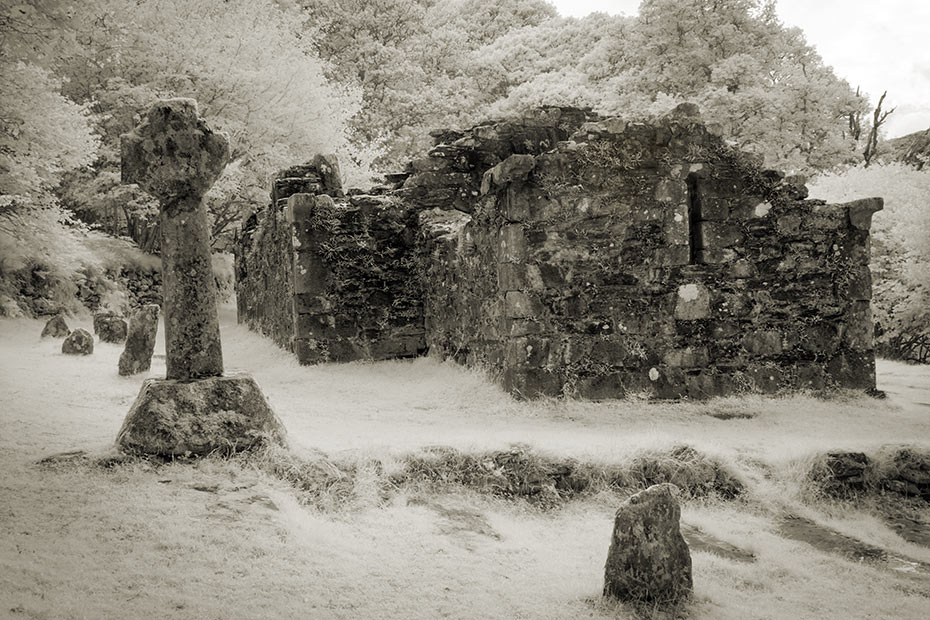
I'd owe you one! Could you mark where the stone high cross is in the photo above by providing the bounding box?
[116,99,285,457]
[121,98,228,381]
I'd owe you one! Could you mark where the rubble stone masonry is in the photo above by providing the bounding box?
[235,105,881,398]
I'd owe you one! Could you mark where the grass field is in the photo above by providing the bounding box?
[2,305,929,619]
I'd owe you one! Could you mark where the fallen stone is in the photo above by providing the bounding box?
[119,304,160,376]
[62,328,94,355]
[604,483,693,605]
[41,315,70,338]
[116,374,286,456]
[94,312,128,343]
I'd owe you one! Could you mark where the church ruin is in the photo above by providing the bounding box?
[235,105,881,399]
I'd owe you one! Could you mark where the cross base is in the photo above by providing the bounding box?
[116,374,286,456]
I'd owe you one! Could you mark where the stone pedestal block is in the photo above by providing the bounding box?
[116,374,286,456]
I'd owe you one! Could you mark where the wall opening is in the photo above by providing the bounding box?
[686,173,702,264]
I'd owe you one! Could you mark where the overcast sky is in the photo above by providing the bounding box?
[549,0,930,137]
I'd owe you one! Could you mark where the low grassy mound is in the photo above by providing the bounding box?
[806,446,930,502]
[239,442,745,511]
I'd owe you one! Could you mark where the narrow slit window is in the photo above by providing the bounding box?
[686,174,702,264]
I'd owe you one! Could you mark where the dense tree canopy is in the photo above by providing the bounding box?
[0,0,907,255]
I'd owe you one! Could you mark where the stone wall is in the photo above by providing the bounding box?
[235,105,881,398]
[236,157,426,362]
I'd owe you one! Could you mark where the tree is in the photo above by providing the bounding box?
[0,61,98,208]
[300,0,558,163]
[863,91,895,167]
[5,0,361,249]
[594,0,864,173]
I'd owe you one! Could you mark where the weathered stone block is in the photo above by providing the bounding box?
[799,322,839,355]
[481,153,536,194]
[502,367,562,398]
[741,330,782,356]
[843,301,873,351]
[838,266,872,301]
[795,364,827,390]
[696,221,744,248]
[776,214,803,236]
[747,365,783,393]
[119,304,160,376]
[497,263,526,291]
[41,315,69,338]
[504,291,542,319]
[663,346,710,368]
[312,153,343,197]
[674,283,711,320]
[500,224,526,262]
[698,196,730,221]
[652,245,690,266]
[116,374,286,456]
[295,294,332,315]
[604,484,692,605]
[502,318,542,337]
[826,350,876,389]
[654,179,683,203]
[62,328,94,355]
[845,197,883,231]
[695,247,737,264]
[588,338,629,365]
[293,251,328,295]
[502,189,531,222]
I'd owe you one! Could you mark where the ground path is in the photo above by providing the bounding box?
[1,308,929,619]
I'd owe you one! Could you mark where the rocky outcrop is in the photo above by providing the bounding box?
[888,127,930,170]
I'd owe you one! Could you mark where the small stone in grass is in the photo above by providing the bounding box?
[94,312,128,343]
[62,328,94,355]
[41,314,70,338]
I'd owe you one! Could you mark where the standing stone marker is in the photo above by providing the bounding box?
[603,483,693,605]
[115,99,285,456]
[118,304,160,376]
